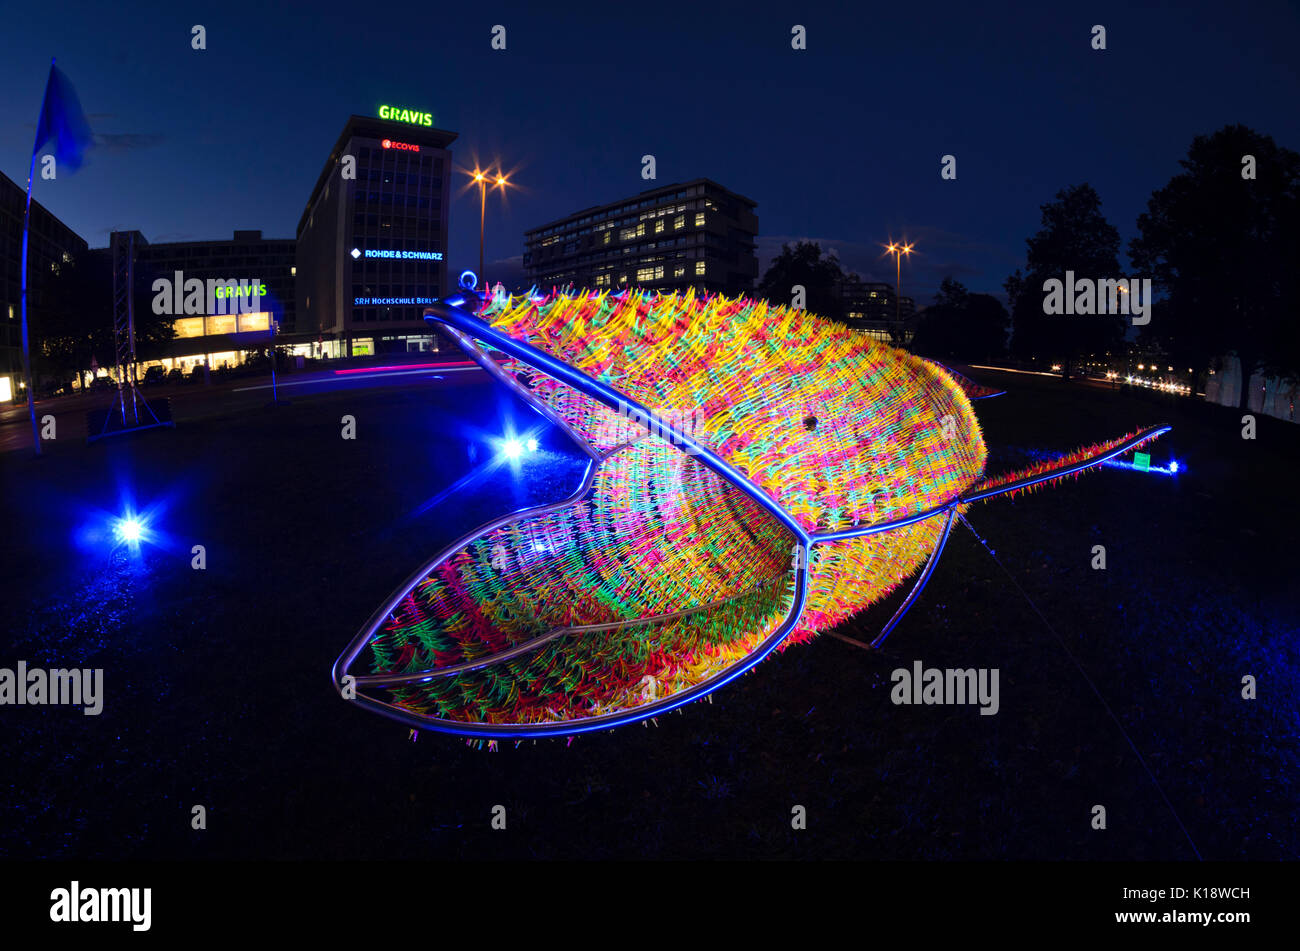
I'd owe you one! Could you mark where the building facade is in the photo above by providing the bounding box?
[138,229,296,333]
[838,276,916,344]
[0,170,88,401]
[296,114,457,357]
[523,179,758,296]
[86,229,296,376]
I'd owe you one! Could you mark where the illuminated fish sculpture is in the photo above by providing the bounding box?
[332,279,1168,738]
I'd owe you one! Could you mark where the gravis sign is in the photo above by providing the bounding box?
[378,104,432,126]
[152,272,266,316]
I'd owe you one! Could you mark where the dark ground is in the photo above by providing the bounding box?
[1,367,1296,860]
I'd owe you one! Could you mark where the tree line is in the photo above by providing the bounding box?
[756,124,1299,407]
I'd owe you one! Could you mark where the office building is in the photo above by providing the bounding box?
[523,179,758,296]
[839,276,916,344]
[296,113,457,357]
[0,170,88,401]
[89,229,296,375]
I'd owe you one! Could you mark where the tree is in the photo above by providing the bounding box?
[911,277,1009,362]
[1005,184,1125,379]
[31,251,111,391]
[33,249,176,389]
[1129,124,1300,405]
[756,241,846,320]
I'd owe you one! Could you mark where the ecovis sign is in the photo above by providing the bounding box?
[378,104,433,126]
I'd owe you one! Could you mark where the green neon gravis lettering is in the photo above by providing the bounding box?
[260,284,267,295]
[378,104,430,125]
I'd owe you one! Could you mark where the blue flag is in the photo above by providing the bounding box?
[33,62,93,172]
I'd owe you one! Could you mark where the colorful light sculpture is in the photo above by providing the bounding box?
[332,285,1169,738]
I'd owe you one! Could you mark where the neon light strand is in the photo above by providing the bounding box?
[333,288,1170,737]
[967,428,1166,500]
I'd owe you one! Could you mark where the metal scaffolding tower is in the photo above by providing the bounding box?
[90,231,169,440]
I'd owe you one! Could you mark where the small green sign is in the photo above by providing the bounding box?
[1133,452,1150,471]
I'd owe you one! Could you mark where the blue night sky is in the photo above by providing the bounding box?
[4,0,1298,305]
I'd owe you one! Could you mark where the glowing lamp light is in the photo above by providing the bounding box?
[115,518,143,542]
[501,439,525,460]
[1169,460,1180,473]
[525,438,539,452]
[112,513,149,547]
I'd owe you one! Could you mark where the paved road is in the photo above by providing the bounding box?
[0,361,486,453]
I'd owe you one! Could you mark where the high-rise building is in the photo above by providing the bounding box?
[0,170,88,401]
[523,179,758,296]
[296,113,457,357]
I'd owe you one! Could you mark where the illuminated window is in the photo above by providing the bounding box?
[290,266,296,276]
[654,219,664,233]
[673,266,685,278]
[673,215,684,230]
[208,315,237,335]
[603,232,611,245]
[694,213,705,227]
[695,260,706,275]
[238,313,270,332]
[636,267,655,282]
[173,317,205,338]
[595,273,610,287]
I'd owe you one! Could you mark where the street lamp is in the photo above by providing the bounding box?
[884,242,915,325]
[470,167,512,281]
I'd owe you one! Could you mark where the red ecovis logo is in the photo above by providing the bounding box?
[381,139,420,152]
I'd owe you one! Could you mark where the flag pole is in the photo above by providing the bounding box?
[18,61,52,457]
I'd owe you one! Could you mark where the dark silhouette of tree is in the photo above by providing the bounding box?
[1005,184,1125,379]
[911,277,1009,362]
[756,241,845,320]
[1129,124,1300,405]
[33,249,176,389]
[31,251,110,389]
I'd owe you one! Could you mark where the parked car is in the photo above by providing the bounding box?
[166,368,184,384]
[187,365,206,383]
[90,376,117,391]
[142,366,166,385]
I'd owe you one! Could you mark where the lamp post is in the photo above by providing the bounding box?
[471,168,511,281]
[884,242,915,325]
